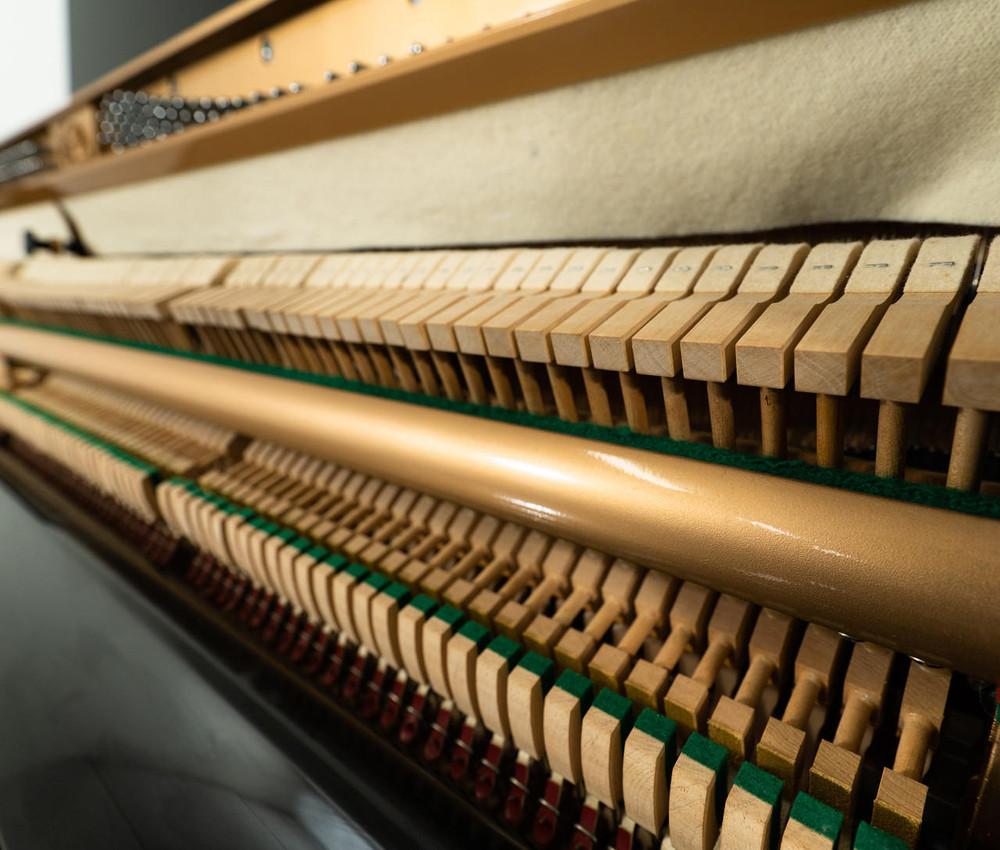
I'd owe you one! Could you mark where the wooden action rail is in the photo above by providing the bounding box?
[1,234,997,495]
[0,375,986,849]
[0,0,909,206]
[1,322,999,687]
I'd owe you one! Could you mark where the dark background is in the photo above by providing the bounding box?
[70,0,232,88]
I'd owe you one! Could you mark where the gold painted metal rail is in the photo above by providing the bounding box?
[2,323,997,681]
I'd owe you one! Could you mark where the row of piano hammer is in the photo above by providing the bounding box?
[0,373,961,850]
[1,233,998,492]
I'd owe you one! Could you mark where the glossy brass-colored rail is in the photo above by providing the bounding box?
[1,322,997,682]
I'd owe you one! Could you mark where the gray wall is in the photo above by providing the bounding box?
[70,0,232,89]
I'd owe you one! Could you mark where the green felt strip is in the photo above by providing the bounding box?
[734,762,782,850]
[305,545,329,561]
[592,688,633,729]
[457,620,491,651]
[432,604,464,628]
[290,536,312,551]
[5,321,996,522]
[790,792,843,841]
[324,553,347,570]
[484,635,522,664]
[363,573,390,593]
[408,594,438,616]
[383,582,411,604]
[344,562,369,581]
[516,651,556,690]
[682,733,729,824]
[734,761,783,806]
[682,733,727,774]
[554,669,594,708]
[853,821,909,850]
[634,708,676,747]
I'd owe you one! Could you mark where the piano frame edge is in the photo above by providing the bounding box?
[1,322,998,685]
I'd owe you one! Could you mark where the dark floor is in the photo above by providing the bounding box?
[0,481,378,850]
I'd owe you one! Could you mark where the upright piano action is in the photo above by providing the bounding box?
[0,1,998,848]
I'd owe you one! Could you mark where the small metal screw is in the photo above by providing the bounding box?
[260,36,274,63]
[377,55,391,66]
[323,70,337,82]
[409,43,423,55]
